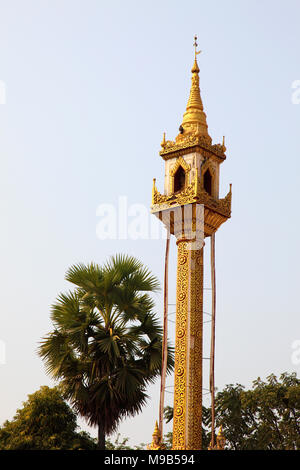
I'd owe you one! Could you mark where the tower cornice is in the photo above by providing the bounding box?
[160,138,226,162]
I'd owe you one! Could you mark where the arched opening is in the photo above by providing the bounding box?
[174,166,186,193]
[204,169,212,195]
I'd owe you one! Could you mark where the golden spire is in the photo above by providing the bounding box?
[152,420,160,437]
[216,425,226,450]
[161,131,166,149]
[178,35,210,141]
[147,420,166,450]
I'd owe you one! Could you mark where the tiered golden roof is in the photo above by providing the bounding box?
[160,36,227,159]
[179,48,210,140]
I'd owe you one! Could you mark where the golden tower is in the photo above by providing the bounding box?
[151,38,231,450]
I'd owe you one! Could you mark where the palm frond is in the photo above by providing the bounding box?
[40,254,168,442]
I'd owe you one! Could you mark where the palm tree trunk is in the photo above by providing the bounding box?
[98,420,106,450]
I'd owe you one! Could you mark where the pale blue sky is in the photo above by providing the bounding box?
[0,0,299,445]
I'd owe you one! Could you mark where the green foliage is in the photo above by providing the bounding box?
[0,386,96,450]
[38,255,174,449]
[163,406,174,424]
[232,372,300,450]
[105,433,132,450]
[163,373,300,450]
[162,431,173,450]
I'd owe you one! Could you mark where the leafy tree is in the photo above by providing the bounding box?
[237,372,300,450]
[0,386,96,450]
[162,373,300,450]
[213,383,248,449]
[105,433,132,450]
[163,406,174,424]
[39,255,174,449]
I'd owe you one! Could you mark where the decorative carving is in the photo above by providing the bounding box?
[201,159,216,177]
[169,157,191,193]
[160,134,226,160]
[151,177,232,220]
[186,248,203,449]
[179,254,187,265]
[172,241,189,450]
[172,242,203,450]
[170,157,191,176]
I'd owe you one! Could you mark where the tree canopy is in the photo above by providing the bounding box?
[0,386,96,450]
[164,372,300,450]
[38,255,174,449]
[216,372,300,450]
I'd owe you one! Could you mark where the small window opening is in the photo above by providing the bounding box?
[204,169,212,195]
[174,166,186,193]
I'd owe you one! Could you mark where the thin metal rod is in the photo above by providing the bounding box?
[159,234,170,440]
[210,233,216,447]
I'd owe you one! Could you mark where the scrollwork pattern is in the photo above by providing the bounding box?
[172,243,203,450]
[152,178,231,219]
[160,134,226,159]
[172,241,189,450]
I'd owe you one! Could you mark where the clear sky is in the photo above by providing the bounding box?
[0,0,299,446]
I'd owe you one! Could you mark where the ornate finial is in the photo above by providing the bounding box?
[161,132,166,148]
[153,420,160,437]
[216,425,226,450]
[222,135,227,152]
[176,35,210,141]
[191,35,201,74]
[208,425,226,450]
[147,420,165,450]
[193,35,202,60]
[152,178,157,204]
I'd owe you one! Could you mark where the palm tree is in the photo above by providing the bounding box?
[39,255,174,449]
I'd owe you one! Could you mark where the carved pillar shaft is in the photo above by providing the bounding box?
[172,240,203,450]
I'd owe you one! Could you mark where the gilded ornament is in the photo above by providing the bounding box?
[147,421,166,450]
[177,329,185,339]
[169,157,191,176]
[179,255,187,265]
[178,292,186,301]
[176,406,184,416]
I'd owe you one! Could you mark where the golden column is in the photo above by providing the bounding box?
[151,37,231,450]
[173,239,203,449]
